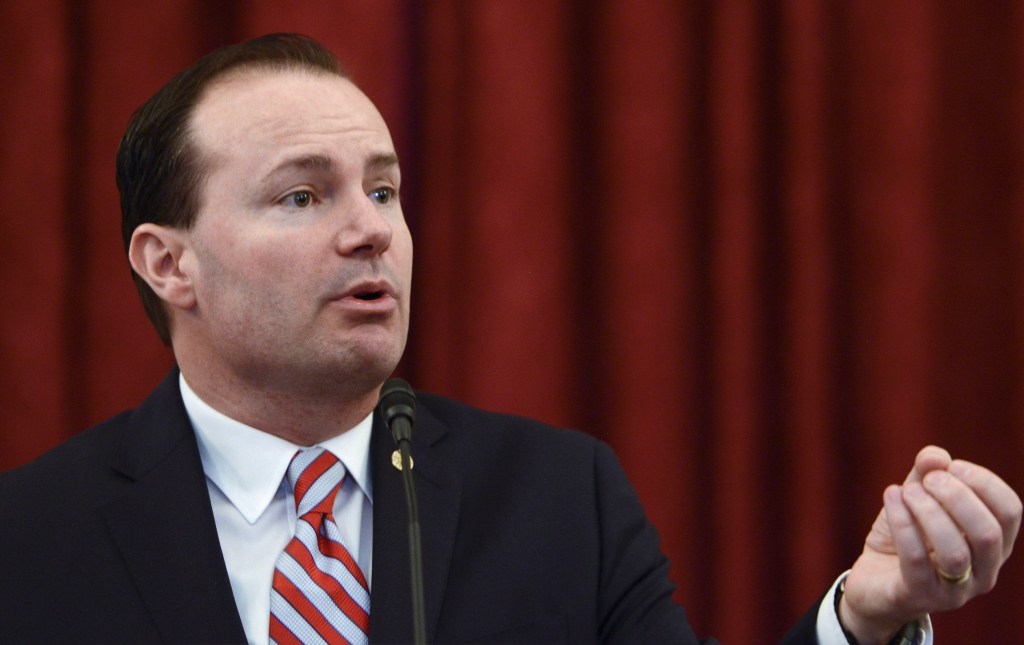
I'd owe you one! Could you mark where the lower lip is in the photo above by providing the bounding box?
[332,293,398,315]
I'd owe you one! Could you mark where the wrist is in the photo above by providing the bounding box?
[836,578,919,645]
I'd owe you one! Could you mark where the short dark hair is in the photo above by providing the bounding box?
[116,33,348,346]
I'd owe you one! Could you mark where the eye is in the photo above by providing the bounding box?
[370,187,394,204]
[285,191,313,208]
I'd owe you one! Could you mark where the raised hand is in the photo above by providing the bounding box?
[839,446,1022,644]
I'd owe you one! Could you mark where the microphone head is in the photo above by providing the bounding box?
[379,378,417,437]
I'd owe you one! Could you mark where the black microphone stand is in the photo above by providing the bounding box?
[397,436,425,644]
[379,379,427,645]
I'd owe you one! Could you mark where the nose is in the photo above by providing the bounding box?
[334,189,394,257]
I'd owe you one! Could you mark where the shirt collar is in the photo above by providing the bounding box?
[180,372,374,524]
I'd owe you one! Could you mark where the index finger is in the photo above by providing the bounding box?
[905,446,953,485]
[947,459,1023,561]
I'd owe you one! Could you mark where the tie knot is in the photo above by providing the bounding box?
[286,447,345,517]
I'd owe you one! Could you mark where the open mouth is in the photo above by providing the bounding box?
[353,290,385,301]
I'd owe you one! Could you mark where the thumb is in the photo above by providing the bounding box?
[905,445,952,485]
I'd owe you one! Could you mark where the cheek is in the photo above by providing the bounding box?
[390,222,414,279]
[196,229,323,318]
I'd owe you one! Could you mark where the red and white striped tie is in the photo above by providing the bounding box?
[269,448,370,645]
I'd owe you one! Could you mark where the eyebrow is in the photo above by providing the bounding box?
[366,152,400,172]
[268,153,335,176]
[266,152,399,178]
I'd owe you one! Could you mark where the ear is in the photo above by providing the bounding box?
[128,223,197,311]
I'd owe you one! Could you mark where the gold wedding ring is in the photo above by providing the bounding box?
[937,564,972,584]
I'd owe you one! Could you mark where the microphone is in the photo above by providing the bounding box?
[378,378,426,645]
[380,378,416,446]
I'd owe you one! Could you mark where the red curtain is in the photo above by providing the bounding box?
[2,1,1023,642]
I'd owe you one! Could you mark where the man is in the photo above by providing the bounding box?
[0,34,1018,645]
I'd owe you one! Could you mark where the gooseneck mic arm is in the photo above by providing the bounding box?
[378,378,426,645]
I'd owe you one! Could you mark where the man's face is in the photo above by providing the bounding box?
[180,69,412,398]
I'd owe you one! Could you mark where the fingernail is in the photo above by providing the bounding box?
[925,470,950,488]
[904,482,925,499]
[948,461,971,478]
[885,485,903,504]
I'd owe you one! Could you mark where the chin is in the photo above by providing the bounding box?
[232,325,407,399]
[312,338,405,394]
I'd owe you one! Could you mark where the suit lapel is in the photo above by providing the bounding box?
[101,369,247,644]
[369,402,462,645]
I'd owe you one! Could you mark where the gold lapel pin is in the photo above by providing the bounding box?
[391,449,413,471]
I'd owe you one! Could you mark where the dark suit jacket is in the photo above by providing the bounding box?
[0,368,820,644]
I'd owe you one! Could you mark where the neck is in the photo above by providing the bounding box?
[176,358,381,447]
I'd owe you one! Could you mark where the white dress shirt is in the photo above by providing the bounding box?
[179,373,931,645]
[180,374,373,645]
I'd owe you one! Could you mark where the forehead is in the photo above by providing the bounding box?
[189,69,394,170]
